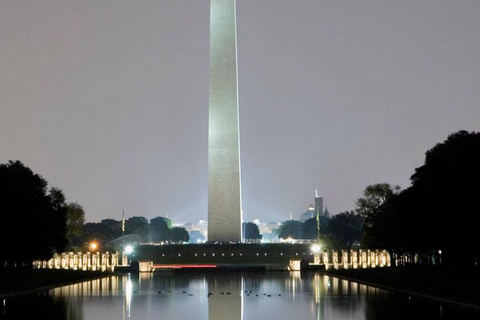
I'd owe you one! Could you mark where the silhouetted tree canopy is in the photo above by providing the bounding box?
[277,220,303,239]
[302,216,330,240]
[359,131,480,265]
[326,211,363,249]
[125,216,149,240]
[149,216,172,242]
[101,219,122,233]
[79,215,189,248]
[0,160,67,268]
[66,202,85,249]
[242,222,262,240]
[171,227,189,243]
[356,183,400,249]
[82,222,119,248]
[404,130,480,264]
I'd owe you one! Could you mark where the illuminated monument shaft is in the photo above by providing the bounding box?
[208,0,243,242]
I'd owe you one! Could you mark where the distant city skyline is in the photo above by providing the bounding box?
[1,1,479,223]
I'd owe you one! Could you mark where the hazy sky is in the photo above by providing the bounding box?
[1,1,479,224]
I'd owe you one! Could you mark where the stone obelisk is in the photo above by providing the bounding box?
[208,0,243,243]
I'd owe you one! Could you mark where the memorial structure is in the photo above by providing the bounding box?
[208,0,243,242]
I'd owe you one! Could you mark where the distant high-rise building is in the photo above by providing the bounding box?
[314,186,323,218]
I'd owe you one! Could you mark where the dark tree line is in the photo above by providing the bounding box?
[0,161,68,268]
[0,160,190,269]
[358,131,480,266]
[276,213,363,249]
[242,222,262,241]
[72,216,190,252]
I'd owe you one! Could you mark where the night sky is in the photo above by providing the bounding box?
[1,1,479,224]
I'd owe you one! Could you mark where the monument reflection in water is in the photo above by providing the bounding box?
[4,272,478,319]
[44,273,366,320]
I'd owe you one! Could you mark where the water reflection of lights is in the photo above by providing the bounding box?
[11,272,455,320]
[139,272,153,283]
[332,278,339,294]
[341,279,349,294]
[288,271,302,299]
[50,276,119,297]
[312,274,322,320]
[323,276,331,291]
[125,275,132,318]
[313,274,321,302]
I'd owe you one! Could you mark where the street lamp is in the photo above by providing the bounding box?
[124,245,133,255]
[121,245,134,266]
[89,242,98,251]
[311,244,321,265]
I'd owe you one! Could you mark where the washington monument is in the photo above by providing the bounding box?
[208,0,243,242]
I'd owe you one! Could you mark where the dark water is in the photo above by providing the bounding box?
[1,272,478,319]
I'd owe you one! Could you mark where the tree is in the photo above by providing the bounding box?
[171,227,189,243]
[82,222,119,249]
[101,219,122,234]
[356,131,480,265]
[46,187,69,253]
[125,216,149,240]
[66,202,85,249]
[276,220,303,239]
[356,183,400,218]
[149,216,171,242]
[355,183,400,249]
[326,211,363,249]
[302,216,330,240]
[0,160,68,268]
[242,222,262,241]
[401,130,480,265]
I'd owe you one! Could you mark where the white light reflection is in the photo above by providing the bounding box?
[313,273,322,320]
[290,271,301,299]
[241,275,244,320]
[124,275,132,319]
[314,274,321,303]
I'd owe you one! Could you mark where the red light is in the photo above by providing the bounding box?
[152,264,217,269]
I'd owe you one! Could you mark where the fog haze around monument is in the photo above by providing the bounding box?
[1,1,479,223]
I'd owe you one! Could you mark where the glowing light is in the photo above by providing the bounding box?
[153,264,217,269]
[89,242,98,251]
[311,245,321,253]
[124,245,133,255]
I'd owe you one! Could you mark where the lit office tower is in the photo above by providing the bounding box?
[315,186,323,218]
[208,0,243,242]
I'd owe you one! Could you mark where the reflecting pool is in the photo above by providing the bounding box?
[1,272,478,319]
